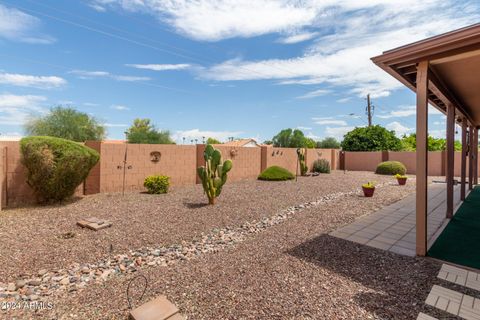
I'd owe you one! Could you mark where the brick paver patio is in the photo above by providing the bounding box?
[331,183,461,256]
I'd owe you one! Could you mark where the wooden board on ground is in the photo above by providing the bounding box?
[129,295,185,320]
[77,217,112,231]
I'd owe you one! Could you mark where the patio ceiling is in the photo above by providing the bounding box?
[372,23,480,126]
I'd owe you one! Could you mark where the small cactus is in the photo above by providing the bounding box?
[297,148,308,176]
[197,145,233,205]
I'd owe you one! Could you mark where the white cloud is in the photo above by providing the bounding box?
[172,129,243,143]
[337,97,351,103]
[83,102,99,107]
[0,94,47,125]
[296,126,312,130]
[386,121,413,136]
[378,105,445,119]
[296,89,331,99]
[70,70,150,82]
[92,0,320,41]
[324,126,356,140]
[126,63,191,71]
[312,117,348,126]
[278,31,319,44]
[104,123,128,127]
[0,72,66,89]
[110,105,130,111]
[193,1,478,97]
[0,4,55,44]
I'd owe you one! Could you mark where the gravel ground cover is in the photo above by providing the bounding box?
[2,173,449,319]
[0,171,395,282]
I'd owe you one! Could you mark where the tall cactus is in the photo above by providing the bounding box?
[297,148,308,176]
[197,145,233,205]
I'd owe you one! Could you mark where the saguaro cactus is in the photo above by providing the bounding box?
[297,148,308,176]
[197,145,233,205]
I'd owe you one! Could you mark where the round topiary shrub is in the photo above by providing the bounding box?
[312,159,330,173]
[375,161,407,175]
[258,166,295,181]
[20,136,100,203]
[144,175,170,194]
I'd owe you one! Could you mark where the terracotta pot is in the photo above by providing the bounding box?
[397,177,407,186]
[362,186,375,197]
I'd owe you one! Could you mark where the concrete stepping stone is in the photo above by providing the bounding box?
[77,217,112,231]
[438,264,480,291]
[425,285,480,320]
[417,312,438,320]
[129,295,185,320]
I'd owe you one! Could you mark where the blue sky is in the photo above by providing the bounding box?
[0,0,479,142]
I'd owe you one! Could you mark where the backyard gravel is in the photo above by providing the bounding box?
[0,171,449,319]
[0,171,396,282]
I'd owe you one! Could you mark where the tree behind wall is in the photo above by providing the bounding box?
[341,125,402,151]
[206,137,221,144]
[271,128,315,148]
[25,106,106,142]
[400,133,462,151]
[126,118,174,144]
[317,137,341,149]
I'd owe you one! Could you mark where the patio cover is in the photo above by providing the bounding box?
[372,23,480,256]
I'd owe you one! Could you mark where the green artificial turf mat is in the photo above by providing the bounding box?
[428,186,480,269]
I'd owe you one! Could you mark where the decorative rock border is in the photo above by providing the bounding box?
[0,183,393,303]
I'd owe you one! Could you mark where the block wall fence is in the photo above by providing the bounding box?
[0,140,477,210]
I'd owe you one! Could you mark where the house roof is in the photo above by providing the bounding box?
[220,138,259,147]
[371,23,480,126]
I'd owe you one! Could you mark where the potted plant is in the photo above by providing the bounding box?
[395,174,408,185]
[362,182,376,197]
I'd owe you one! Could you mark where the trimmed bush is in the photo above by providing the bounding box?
[375,161,407,175]
[258,166,295,181]
[20,136,99,203]
[312,159,331,173]
[144,175,170,194]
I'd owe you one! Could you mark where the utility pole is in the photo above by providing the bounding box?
[366,94,374,127]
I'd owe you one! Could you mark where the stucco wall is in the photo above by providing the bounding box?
[265,147,299,175]
[344,152,383,172]
[214,145,262,181]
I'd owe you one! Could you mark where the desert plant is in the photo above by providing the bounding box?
[20,136,99,203]
[144,175,170,194]
[312,159,331,173]
[258,166,295,181]
[197,144,233,205]
[375,161,407,175]
[362,182,376,189]
[394,173,408,186]
[297,148,308,176]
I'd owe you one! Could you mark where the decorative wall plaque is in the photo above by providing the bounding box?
[150,151,161,163]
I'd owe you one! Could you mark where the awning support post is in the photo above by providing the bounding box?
[446,104,455,218]
[416,61,429,257]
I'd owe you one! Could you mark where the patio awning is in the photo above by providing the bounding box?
[372,23,480,125]
[371,23,480,256]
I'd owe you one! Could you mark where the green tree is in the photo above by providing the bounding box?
[271,129,315,148]
[263,140,273,145]
[206,137,221,144]
[400,133,461,151]
[304,137,317,148]
[25,106,105,142]
[317,137,341,149]
[341,125,402,151]
[126,118,174,144]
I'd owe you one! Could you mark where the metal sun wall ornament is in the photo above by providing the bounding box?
[150,151,161,163]
[230,149,238,157]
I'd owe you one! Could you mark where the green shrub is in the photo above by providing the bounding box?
[258,166,295,181]
[20,136,99,203]
[375,161,407,175]
[144,175,170,194]
[312,159,331,173]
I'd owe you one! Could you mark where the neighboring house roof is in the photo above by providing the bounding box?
[220,138,259,147]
